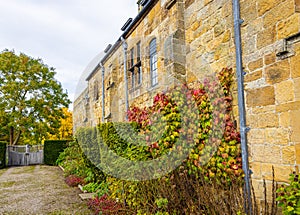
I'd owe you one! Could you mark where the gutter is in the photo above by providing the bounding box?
[232,0,252,213]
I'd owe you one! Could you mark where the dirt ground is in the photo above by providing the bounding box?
[0,165,92,215]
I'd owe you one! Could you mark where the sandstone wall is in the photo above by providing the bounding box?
[186,0,300,199]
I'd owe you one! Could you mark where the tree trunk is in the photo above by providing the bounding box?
[12,130,22,145]
[9,126,14,145]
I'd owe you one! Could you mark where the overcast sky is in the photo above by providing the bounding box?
[0,0,137,107]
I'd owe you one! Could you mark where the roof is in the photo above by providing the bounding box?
[86,0,158,81]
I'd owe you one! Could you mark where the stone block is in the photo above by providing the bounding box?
[256,112,279,128]
[290,110,300,142]
[261,163,275,181]
[252,144,281,163]
[241,2,257,23]
[257,0,280,16]
[295,78,300,100]
[185,0,195,9]
[277,14,300,40]
[246,86,275,107]
[242,35,256,55]
[248,129,265,144]
[204,0,213,6]
[291,53,300,78]
[248,58,263,71]
[279,112,291,127]
[273,165,293,182]
[296,0,300,13]
[214,44,228,61]
[246,17,263,36]
[276,101,300,112]
[275,80,295,104]
[282,146,296,164]
[250,162,261,179]
[257,26,276,49]
[222,30,231,43]
[261,163,292,183]
[245,70,263,83]
[265,60,290,85]
[265,128,290,145]
[252,105,276,114]
[264,53,276,66]
[214,23,225,38]
[251,179,264,199]
[263,1,294,28]
[296,143,300,164]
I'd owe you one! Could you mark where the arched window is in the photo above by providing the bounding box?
[149,38,158,87]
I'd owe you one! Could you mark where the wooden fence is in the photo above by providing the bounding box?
[7,145,44,166]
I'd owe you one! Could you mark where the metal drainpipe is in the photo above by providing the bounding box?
[100,63,105,123]
[232,0,252,213]
[121,37,129,120]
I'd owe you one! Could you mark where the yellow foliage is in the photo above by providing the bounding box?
[48,108,73,140]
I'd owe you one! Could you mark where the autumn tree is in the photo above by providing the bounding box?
[0,50,71,145]
[48,107,73,140]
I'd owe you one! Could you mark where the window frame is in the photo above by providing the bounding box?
[149,38,158,87]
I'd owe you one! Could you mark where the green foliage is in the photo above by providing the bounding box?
[56,141,88,177]
[88,181,110,197]
[75,127,107,182]
[0,141,6,169]
[44,140,68,165]
[0,49,71,145]
[276,172,300,215]
[155,198,168,210]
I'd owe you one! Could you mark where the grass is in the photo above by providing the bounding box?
[0,168,6,177]
[0,181,15,188]
[11,165,35,174]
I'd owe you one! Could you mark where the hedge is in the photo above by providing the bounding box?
[44,140,69,165]
[0,141,7,169]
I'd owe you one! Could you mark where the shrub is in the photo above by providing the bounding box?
[75,127,107,182]
[56,140,89,177]
[0,141,6,169]
[276,172,300,215]
[87,194,122,215]
[65,174,85,187]
[44,140,69,165]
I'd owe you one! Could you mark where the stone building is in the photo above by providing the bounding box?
[73,0,300,200]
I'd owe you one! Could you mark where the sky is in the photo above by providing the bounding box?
[0,0,137,108]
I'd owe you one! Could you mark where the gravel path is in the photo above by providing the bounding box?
[0,165,92,215]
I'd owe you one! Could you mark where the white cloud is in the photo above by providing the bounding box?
[0,0,137,107]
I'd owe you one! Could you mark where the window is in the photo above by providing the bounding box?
[137,42,141,63]
[131,70,135,89]
[130,48,134,68]
[137,66,142,85]
[149,38,158,87]
[128,42,143,90]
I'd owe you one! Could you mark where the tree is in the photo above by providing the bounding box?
[0,50,71,145]
[48,107,73,140]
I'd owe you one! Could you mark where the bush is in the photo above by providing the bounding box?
[277,172,300,214]
[65,174,85,187]
[0,141,6,169]
[87,194,122,215]
[44,140,69,165]
[56,140,88,177]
